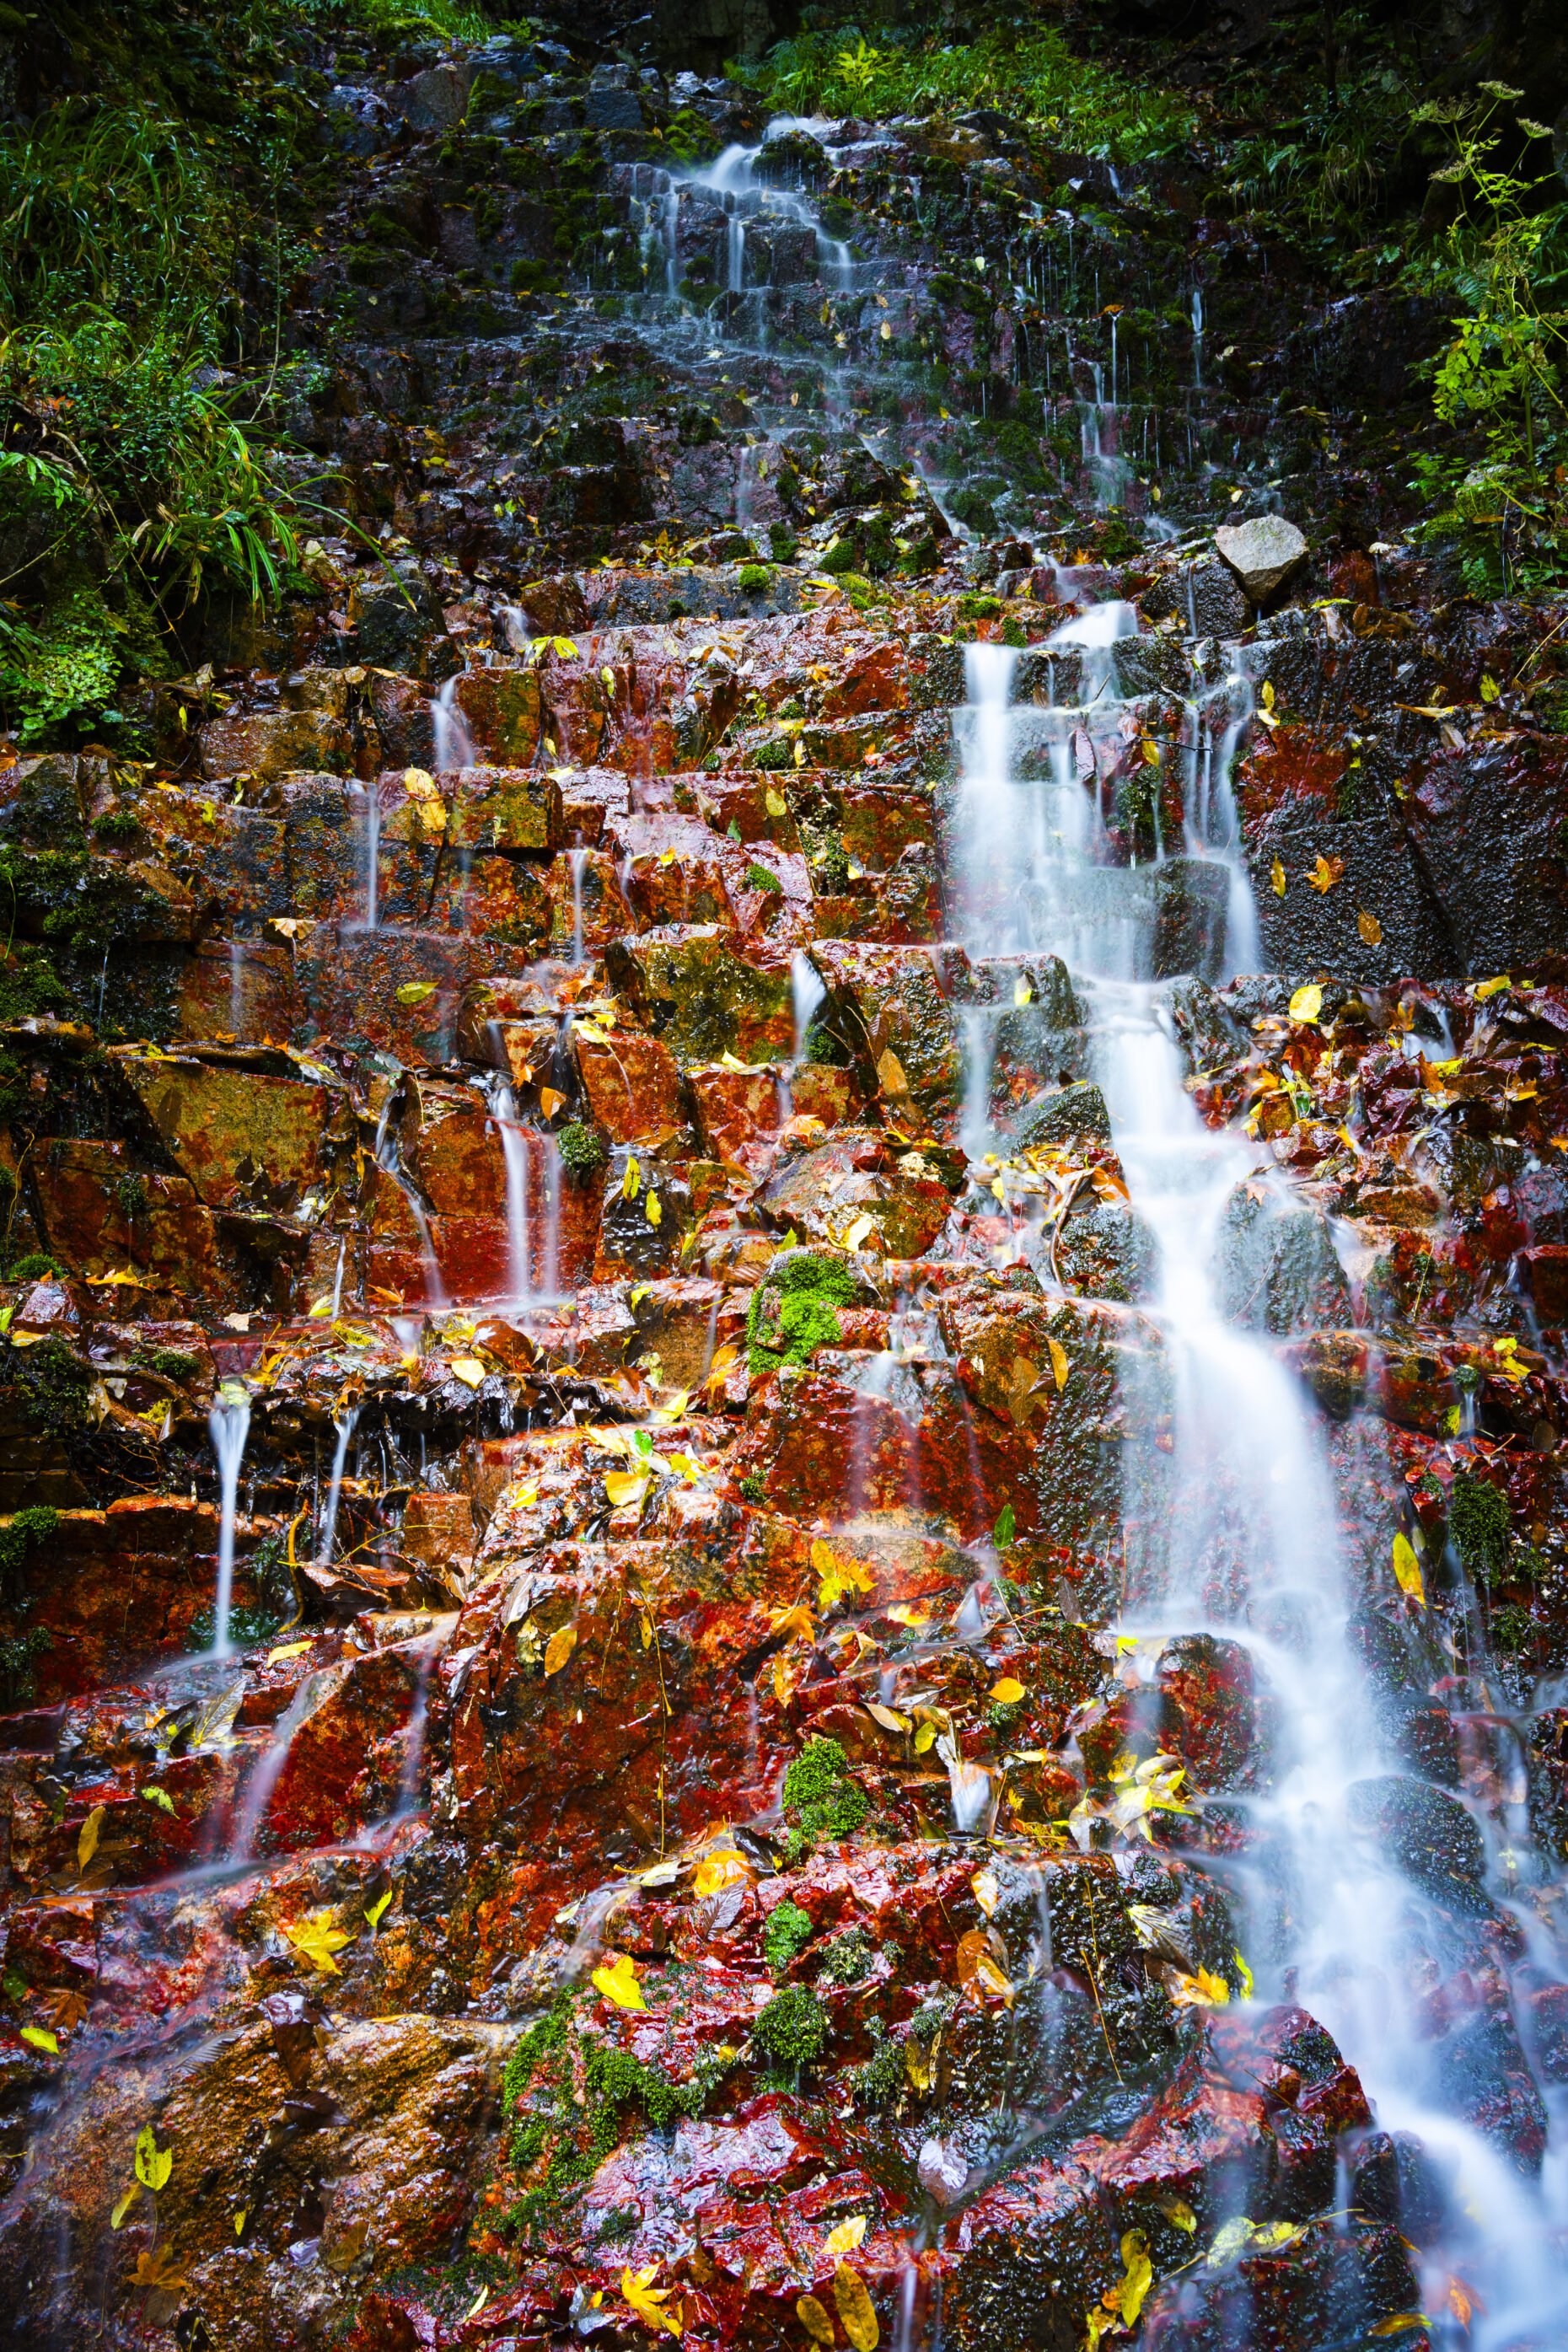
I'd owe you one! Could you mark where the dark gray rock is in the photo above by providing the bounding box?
[1213,1183,1352,1335]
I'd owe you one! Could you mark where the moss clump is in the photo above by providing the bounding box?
[957,592,1002,620]
[850,2018,905,2109]
[133,1344,199,1380]
[819,1927,873,1985]
[746,1251,858,1376]
[1491,1603,1536,1655]
[782,1735,868,1854]
[7,1254,60,1282]
[91,808,143,846]
[751,734,792,771]
[502,1989,717,2247]
[744,860,783,895]
[752,1983,825,2076]
[0,1506,59,1598]
[556,1121,606,1179]
[738,563,773,593]
[1449,1473,1511,1585]
[820,536,858,575]
[4,1337,92,1436]
[738,1472,766,1504]
[762,1899,814,1972]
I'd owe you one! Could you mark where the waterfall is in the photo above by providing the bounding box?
[495,1082,533,1302]
[317,1407,358,1571]
[360,779,379,931]
[432,674,475,769]
[207,1393,250,1657]
[790,947,825,1060]
[948,586,1568,2349]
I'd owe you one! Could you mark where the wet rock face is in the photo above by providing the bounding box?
[7,9,1568,2352]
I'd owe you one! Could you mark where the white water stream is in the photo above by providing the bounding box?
[207,1394,250,1657]
[951,604,1568,2344]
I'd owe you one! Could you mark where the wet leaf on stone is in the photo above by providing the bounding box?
[824,2215,867,2256]
[1392,1531,1426,1607]
[864,1701,910,1735]
[814,1539,873,1614]
[395,982,437,1006]
[913,1721,937,1754]
[594,1952,647,2011]
[692,1848,750,1896]
[449,1357,486,1388]
[905,2038,932,2089]
[840,1211,876,1251]
[797,2292,836,2345]
[132,2243,189,2293]
[1288,983,1322,1024]
[78,1805,105,1873]
[874,1047,908,1096]
[140,1785,176,1817]
[832,2263,878,2351]
[1013,976,1033,1005]
[1156,2193,1196,2232]
[990,1678,1026,1705]
[110,2184,142,2230]
[1170,1966,1230,2007]
[1309,853,1343,893]
[1116,2231,1152,2325]
[282,1911,356,1975]
[364,1888,393,1932]
[1270,858,1286,896]
[971,1868,1000,1916]
[1046,1338,1070,1391]
[543,1625,577,1676]
[993,1502,1015,1546]
[605,1470,649,1509]
[20,2024,58,2054]
[955,1929,1012,2001]
[1357,909,1383,945]
[646,1190,662,1227]
[135,2125,173,2191]
[623,1154,642,1200]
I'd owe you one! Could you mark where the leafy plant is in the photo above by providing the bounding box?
[1407,85,1568,589]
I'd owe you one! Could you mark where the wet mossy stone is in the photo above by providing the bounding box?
[1010,1080,1112,1153]
[782,1734,867,1850]
[1212,1184,1352,1336]
[1346,1775,1490,1914]
[1052,1197,1158,1305]
[1448,1472,1510,1585]
[746,1246,867,1376]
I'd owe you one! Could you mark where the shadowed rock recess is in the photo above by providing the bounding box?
[7,1,1568,2348]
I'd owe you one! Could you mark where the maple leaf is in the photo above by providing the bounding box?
[621,2261,682,2337]
[132,2242,189,2293]
[593,1951,647,2011]
[282,1910,357,1974]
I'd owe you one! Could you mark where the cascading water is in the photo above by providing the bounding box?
[317,1406,358,1572]
[432,674,475,769]
[949,590,1568,2348]
[207,1391,250,1657]
[495,1080,534,1302]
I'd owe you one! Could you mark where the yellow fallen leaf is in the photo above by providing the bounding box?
[1157,2193,1197,2232]
[110,2185,142,2230]
[1289,983,1323,1024]
[78,1804,105,1872]
[905,2038,932,2089]
[840,1211,876,1251]
[1260,680,1275,712]
[1116,2230,1153,2326]
[1141,736,1161,766]
[20,2024,58,2054]
[623,1154,641,1200]
[824,2215,867,2256]
[266,1640,311,1664]
[865,1701,911,1735]
[692,1847,751,1896]
[913,1721,937,1754]
[540,1085,565,1119]
[1171,1966,1230,2007]
[449,1356,486,1387]
[1046,1336,1069,1391]
[990,1678,1026,1705]
[797,2293,836,2345]
[282,1911,356,1975]
[765,787,787,816]
[543,1624,577,1676]
[1357,909,1382,946]
[395,981,438,1006]
[1392,1531,1426,1607]
[1309,853,1343,893]
[1479,672,1500,702]
[646,1190,662,1227]
[833,2263,878,2352]
[620,2260,680,2336]
[1012,975,1034,1006]
[1474,973,1512,1001]
[605,1469,649,1508]
[1270,858,1286,896]
[886,1602,930,1627]
[594,1952,647,2011]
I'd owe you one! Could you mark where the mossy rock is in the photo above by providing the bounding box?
[745,1245,868,1376]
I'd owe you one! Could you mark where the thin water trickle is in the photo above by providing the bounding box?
[207,1394,250,1657]
[317,1406,358,1572]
